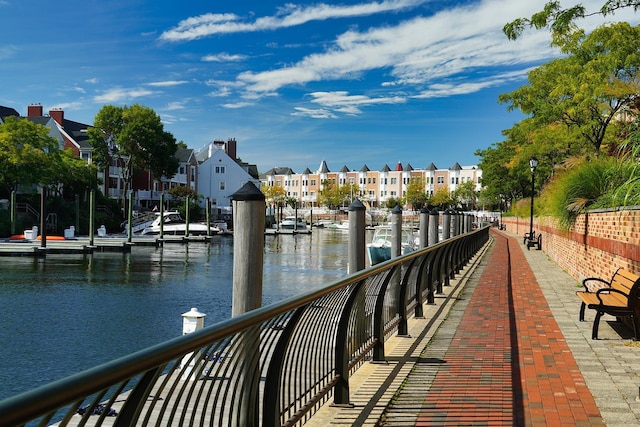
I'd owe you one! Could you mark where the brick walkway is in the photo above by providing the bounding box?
[415,231,603,426]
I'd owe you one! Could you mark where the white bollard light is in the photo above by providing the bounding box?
[181,307,206,380]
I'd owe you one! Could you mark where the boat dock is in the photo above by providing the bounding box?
[0,235,230,257]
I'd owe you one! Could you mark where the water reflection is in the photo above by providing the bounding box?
[0,229,350,400]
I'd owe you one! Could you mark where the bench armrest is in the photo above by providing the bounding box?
[582,277,609,292]
[595,287,628,304]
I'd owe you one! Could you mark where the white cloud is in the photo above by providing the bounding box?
[222,101,255,109]
[236,1,554,97]
[159,0,426,41]
[202,53,247,62]
[292,107,338,119]
[93,88,156,103]
[85,78,99,84]
[0,45,18,60]
[164,101,187,110]
[147,80,188,87]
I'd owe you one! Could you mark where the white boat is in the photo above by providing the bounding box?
[333,220,350,230]
[141,211,221,235]
[278,216,307,230]
[366,225,419,265]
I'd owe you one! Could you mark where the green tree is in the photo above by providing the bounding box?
[403,177,428,210]
[87,104,179,207]
[452,180,478,210]
[53,149,100,200]
[499,22,640,156]
[504,0,640,41]
[430,188,453,209]
[0,116,60,195]
[261,183,286,207]
[318,180,343,209]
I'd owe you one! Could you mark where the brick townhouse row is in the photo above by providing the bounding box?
[261,159,482,209]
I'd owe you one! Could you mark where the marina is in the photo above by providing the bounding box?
[0,228,353,402]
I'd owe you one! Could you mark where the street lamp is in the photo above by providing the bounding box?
[528,157,538,241]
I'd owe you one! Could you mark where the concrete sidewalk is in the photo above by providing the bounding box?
[306,230,640,426]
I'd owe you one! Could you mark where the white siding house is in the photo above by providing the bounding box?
[196,140,260,217]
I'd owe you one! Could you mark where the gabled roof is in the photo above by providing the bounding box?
[261,167,296,177]
[339,165,350,173]
[425,162,437,171]
[359,164,370,172]
[174,148,195,163]
[60,118,92,149]
[0,106,19,121]
[403,163,414,172]
[317,160,330,174]
[381,164,391,172]
[301,167,312,174]
[394,161,403,171]
[450,162,462,171]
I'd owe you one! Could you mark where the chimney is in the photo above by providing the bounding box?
[49,108,64,125]
[226,138,237,160]
[28,104,43,117]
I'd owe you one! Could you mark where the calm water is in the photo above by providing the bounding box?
[0,228,352,401]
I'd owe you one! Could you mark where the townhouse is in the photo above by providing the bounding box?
[260,161,482,209]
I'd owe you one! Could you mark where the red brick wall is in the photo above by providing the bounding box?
[502,208,640,282]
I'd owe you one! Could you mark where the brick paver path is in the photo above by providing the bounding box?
[415,232,604,426]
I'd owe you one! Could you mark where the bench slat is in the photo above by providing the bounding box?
[576,268,640,340]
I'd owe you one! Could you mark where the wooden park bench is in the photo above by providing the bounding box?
[523,230,542,250]
[576,268,640,340]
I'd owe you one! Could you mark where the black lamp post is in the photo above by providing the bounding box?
[528,157,538,240]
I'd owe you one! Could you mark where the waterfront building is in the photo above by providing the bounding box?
[260,161,482,209]
[195,139,260,219]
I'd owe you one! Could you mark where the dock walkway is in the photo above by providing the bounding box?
[307,229,640,426]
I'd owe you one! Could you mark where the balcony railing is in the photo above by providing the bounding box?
[0,227,489,427]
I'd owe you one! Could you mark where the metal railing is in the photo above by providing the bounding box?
[0,227,489,427]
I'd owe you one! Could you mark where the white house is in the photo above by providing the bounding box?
[196,139,260,219]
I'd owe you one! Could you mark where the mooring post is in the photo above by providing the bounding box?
[159,193,165,239]
[89,189,95,246]
[419,207,429,249]
[206,197,211,236]
[428,209,439,246]
[442,209,451,240]
[185,195,190,237]
[391,205,402,258]
[231,182,265,315]
[40,186,47,248]
[348,199,366,273]
[10,190,16,236]
[452,210,460,237]
[127,191,133,243]
[230,182,265,427]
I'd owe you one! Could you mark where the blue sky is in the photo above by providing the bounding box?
[1,0,637,174]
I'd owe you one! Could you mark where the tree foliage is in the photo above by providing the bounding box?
[504,0,640,41]
[403,177,428,210]
[0,117,61,195]
[500,22,640,156]
[87,104,179,206]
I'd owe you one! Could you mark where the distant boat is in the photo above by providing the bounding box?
[141,211,222,236]
[278,216,307,230]
[333,220,350,230]
[366,225,419,266]
[312,219,336,228]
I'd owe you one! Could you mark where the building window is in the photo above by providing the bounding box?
[212,198,217,205]
[215,166,226,174]
[179,166,185,175]
[311,179,316,186]
[219,181,225,190]
[391,178,397,185]
[437,176,444,184]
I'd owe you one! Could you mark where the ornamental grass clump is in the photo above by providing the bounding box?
[542,157,639,230]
